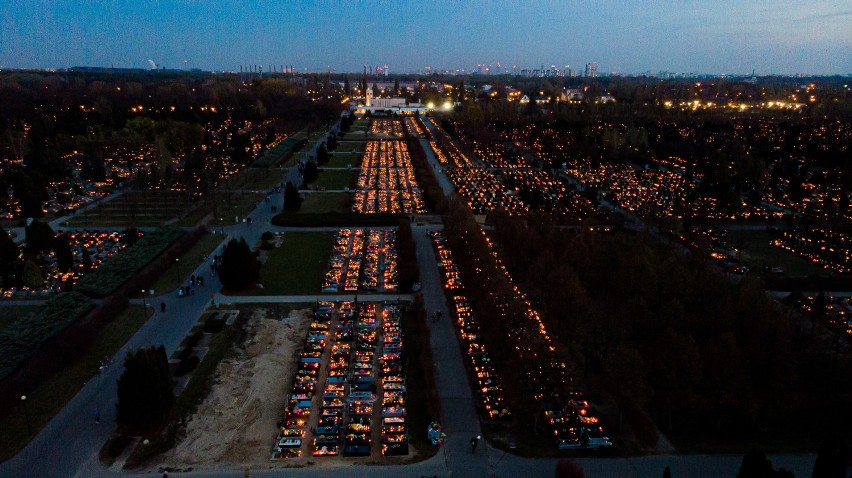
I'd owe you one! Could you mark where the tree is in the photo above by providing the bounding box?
[555,458,585,478]
[21,259,43,288]
[115,345,175,432]
[218,237,259,290]
[122,227,140,246]
[316,143,329,165]
[327,134,338,152]
[372,83,379,97]
[343,75,351,94]
[55,233,74,272]
[0,226,19,289]
[283,181,302,211]
[812,431,847,478]
[12,170,45,218]
[302,161,319,187]
[393,78,400,95]
[81,250,93,272]
[24,220,55,255]
[737,450,774,478]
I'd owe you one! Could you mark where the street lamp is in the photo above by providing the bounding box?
[21,395,31,435]
[141,290,148,319]
[218,217,224,236]
[175,258,181,287]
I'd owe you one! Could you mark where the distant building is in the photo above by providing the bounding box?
[584,62,598,78]
[561,88,585,101]
[360,95,428,115]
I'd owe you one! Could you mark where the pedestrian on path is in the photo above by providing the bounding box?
[93,408,100,424]
[160,302,166,313]
[470,435,480,453]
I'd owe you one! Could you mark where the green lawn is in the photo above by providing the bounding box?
[66,192,186,228]
[352,121,369,133]
[148,233,224,294]
[314,170,356,190]
[0,306,40,334]
[255,232,337,294]
[0,304,149,462]
[727,230,827,277]
[337,140,368,152]
[325,152,362,168]
[299,192,352,214]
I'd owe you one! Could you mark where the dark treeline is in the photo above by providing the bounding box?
[486,208,852,447]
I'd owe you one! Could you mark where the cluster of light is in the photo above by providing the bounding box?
[353,138,426,214]
[1,230,140,297]
[322,229,398,292]
[774,228,851,274]
[273,301,333,459]
[370,119,405,138]
[404,117,426,137]
[430,231,510,419]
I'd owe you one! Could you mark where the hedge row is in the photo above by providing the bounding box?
[0,291,95,380]
[271,212,406,227]
[252,137,308,168]
[75,225,185,298]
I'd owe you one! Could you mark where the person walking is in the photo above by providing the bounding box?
[470,435,480,453]
[93,408,100,424]
[160,302,166,313]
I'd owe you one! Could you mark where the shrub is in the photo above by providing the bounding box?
[185,329,204,348]
[260,231,274,241]
[173,355,200,377]
[202,317,225,334]
[177,346,194,361]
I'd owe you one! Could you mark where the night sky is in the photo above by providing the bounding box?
[1,0,850,74]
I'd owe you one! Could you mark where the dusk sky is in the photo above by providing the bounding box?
[1,0,850,75]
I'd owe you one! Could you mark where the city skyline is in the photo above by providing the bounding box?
[1,0,851,75]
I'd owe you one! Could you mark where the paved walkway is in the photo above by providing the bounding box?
[139,294,415,305]
[412,223,491,477]
[419,139,456,197]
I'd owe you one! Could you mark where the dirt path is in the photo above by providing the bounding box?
[156,307,310,469]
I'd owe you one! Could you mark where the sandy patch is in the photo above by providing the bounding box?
[156,307,310,469]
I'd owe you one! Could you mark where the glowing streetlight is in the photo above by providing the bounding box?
[175,258,181,286]
[21,395,31,435]
[442,101,452,111]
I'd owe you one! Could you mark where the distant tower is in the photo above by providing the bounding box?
[584,62,598,78]
[366,83,373,107]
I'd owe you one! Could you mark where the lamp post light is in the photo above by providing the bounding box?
[219,218,224,236]
[175,258,181,287]
[141,290,148,319]
[21,395,31,435]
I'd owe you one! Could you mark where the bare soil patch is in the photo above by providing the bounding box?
[155,306,310,469]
